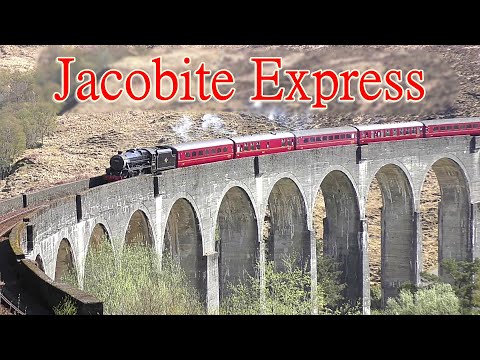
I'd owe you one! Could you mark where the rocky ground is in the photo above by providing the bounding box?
[1,45,479,299]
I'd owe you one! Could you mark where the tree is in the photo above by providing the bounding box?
[0,70,36,107]
[0,115,26,177]
[441,258,480,312]
[10,102,56,147]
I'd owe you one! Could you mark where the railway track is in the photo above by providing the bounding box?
[0,205,46,239]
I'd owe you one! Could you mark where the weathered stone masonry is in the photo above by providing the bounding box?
[12,135,480,314]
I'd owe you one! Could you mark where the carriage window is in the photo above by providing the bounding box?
[217,148,222,153]
[315,137,321,142]
[199,150,203,156]
[186,152,190,158]
[460,125,466,129]
[328,135,334,140]
[467,124,472,129]
[193,151,197,157]
[433,127,439,131]
[223,147,228,152]
[440,126,446,130]
[405,128,410,134]
[334,135,339,140]
[385,130,391,136]
[412,128,416,134]
[250,144,255,150]
[392,129,397,136]
[282,139,286,146]
[363,132,368,138]
[340,134,345,139]
[256,142,260,150]
[310,137,315,142]
[323,136,328,141]
[399,129,404,135]
[474,124,479,128]
[454,125,459,130]
[287,139,292,146]
[304,138,309,143]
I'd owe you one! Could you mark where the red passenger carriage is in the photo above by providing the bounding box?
[293,126,357,150]
[167,138,234,167]
[353,121,424,145]
[229,132,295,158]
[421,117,480,138]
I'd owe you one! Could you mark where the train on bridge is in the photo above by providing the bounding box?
[105,117,480,181]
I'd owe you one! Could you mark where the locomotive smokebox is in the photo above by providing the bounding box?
[110,155,125,171]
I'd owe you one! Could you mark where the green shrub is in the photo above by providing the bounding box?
[53,297,77,315]
[370,283,383,310]
[221,254,326,315]
[441,258,480,312]
[82,241,205,315]
[383,283,461,315]
[316,254,345,308]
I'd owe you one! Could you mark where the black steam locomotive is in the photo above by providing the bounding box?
[105,147,176,181]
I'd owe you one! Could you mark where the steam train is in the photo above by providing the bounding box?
[105,117,480,181]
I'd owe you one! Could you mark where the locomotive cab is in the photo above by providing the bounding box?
[154,147,176,173]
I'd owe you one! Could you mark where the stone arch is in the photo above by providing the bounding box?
[163,197,206,303]
[315,169,361,302]
[265,177,310,272]
[55,238,77,284]
[263,173,310,226]
[82,222,115,288]
[213,180,260,234]
[35,254,45,272]
[87,223,111,251]
[215,186,258,301]
[367,163,416,302]
[125,209,154,247]
[421,157,471,275]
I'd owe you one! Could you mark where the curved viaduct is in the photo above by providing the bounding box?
[5,134,480,314]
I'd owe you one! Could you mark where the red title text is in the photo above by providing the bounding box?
[53,56,426,110]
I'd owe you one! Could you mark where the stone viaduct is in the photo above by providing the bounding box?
[3,134,480,314]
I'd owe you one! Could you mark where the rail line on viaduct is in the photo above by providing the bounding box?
[1,133,480,314]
